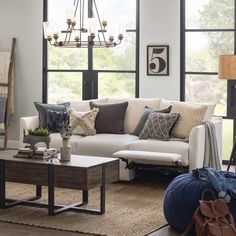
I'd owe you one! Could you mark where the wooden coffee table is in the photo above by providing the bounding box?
[0,150,119,216]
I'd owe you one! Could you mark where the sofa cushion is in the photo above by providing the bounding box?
[46,110,69,133]
[139,113,180,141]
[90,102,128,134]
[160,99,207,140]
[35,102,70,129]
[69,108,99,136]
[58,98,108,112]
[128,139,189,166]
[76,134,139,157]
[44,133,83,154]
[160,99,215,121]
[113,150,183,166]
[107,98,161,134]
[132,106,172,136]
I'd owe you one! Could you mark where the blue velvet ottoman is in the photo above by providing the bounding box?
[163,172,236,232]
[163,173,216,232]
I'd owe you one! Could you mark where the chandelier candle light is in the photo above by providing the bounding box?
[43,0,124,48]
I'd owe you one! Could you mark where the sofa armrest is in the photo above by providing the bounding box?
[188,116,223,171]
[20,116,39,147]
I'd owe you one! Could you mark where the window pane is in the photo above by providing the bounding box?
[185,75,227,116]
[98,73,135,98]
[48,47,88,70]
[48,0,88,70]
[93,32,136,70]
[48,72,82,103]
[96,0,136,29]
[222,119,233,161]
[186,0,234,29]
[186,32,234,72]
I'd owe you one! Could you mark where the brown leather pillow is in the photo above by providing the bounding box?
[90,101,128,134]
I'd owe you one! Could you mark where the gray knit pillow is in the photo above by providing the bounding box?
[139,113,180,141]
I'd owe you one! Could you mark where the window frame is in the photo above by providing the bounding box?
[180,0,236,164]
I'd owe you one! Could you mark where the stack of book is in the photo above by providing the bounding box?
[14,147,57,160]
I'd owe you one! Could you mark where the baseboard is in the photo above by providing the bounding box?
[0,140,20,149]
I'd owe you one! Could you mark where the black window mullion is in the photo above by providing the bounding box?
[42,0,48,103]
[185,72,218,75]
[185,29,234,32]
[180,0,185,101]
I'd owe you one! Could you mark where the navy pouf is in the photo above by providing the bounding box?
[163,173,216,232]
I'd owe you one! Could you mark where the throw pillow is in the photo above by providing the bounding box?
[160,99,214,121]
[170,103,207,139]
[69,108,99,136]
[139,113,180,141]
[90,101,128,134]
[34,102,70,128]
[107,98,161,133]
[132,105,172,136]
[46,110,69,133]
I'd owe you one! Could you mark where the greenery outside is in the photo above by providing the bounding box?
[185,0,235,160]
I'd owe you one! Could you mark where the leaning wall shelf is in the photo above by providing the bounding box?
[0,38,16,149]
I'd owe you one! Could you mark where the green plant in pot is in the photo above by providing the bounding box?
[23,128,51,149]
[28,128,50,136]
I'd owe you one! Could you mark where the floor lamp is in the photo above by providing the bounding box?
[218,55,236,172]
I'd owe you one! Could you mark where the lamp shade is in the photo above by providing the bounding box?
[218,55,236,80]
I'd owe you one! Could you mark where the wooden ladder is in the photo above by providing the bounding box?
[0,38,16,150]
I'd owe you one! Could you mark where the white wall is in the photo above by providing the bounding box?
[140,0,180,100]
[0,0,43,141]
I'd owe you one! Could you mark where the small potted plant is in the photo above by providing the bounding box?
[23,128,51,149]
[58,120,73,162]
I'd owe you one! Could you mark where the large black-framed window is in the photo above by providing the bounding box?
[180,0,236,162]
[43,0,140,103]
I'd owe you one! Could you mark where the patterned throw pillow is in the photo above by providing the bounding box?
[35,102,70,128]
[46,110,69,133]
[132,106,172,136]
[139,113,180,141]
[69,108,99,136]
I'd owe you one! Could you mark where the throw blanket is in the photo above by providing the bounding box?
[0,51,14,113]
[202,121,222,170]
[193,167,236,202]
[0,96,7,130]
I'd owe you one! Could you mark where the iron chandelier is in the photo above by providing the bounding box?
[43,0,124,48]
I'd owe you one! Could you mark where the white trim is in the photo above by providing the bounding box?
[0,140,20,149]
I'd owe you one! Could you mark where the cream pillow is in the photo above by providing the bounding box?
[69,108,99,136]
[160,99,207,139]
[160,98,215,121]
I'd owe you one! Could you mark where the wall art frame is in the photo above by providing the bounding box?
[147,45,169,76]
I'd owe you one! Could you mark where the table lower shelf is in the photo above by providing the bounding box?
[0,185,105,216]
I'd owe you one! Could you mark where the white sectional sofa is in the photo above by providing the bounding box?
[20,98,222,181]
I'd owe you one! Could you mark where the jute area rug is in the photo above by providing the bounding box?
[0,180,167,236]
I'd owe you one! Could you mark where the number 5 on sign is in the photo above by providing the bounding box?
[147,45,169,76]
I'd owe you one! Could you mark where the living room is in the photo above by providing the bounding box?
[0,0,235,236]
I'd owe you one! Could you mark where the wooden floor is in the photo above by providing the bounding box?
[0,222,180,236]
[0,222,92,236]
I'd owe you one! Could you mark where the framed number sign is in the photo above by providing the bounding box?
[147,45,169,76]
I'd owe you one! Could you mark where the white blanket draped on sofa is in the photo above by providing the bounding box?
[203,121,222,170]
